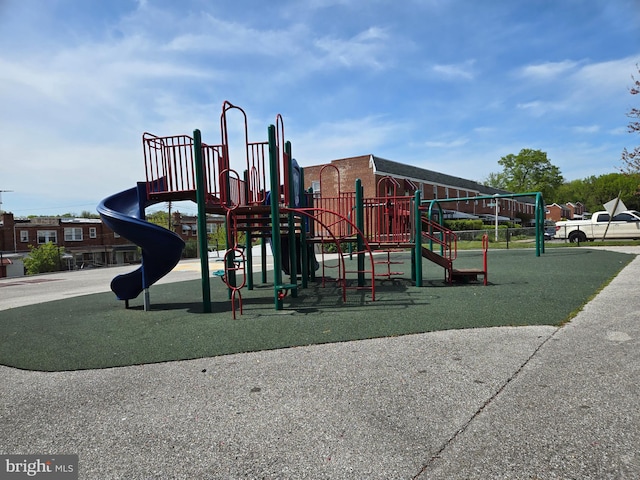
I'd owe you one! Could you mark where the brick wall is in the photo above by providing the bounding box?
[303,156,374,196]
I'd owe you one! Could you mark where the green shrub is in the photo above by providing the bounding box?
[443,219,484,231]
[24,242,63,275]
[183,239,198,258]
[322,241,356,253]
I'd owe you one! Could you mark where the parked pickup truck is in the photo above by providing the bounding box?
[555,210,640,242]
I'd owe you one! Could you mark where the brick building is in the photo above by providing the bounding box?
[566,202,586,219]
[546,202,586,222]
[546,203,572,222]
[0,213,139,275]
[303,155,538,222]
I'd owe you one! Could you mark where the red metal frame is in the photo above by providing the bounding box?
[284,206,377,301]
[143,132,231,205]
[421,217,457,262]
[220,101,269,207]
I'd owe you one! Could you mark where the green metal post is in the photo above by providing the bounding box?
[268,125,284,310]
[193,129,212,313]
[261,237,267,284]
[535,192,544,256]
[285,141,298,298]
[414,189,422,287]
[426,200,444,255]
[355,179,365,287]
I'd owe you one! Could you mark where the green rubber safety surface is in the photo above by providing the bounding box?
[0,248,633,371]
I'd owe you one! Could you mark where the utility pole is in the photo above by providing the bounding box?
[0,190,13,213]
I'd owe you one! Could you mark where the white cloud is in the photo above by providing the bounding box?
[520,60,579,80]
[572,125,600,134]
[292,116,409,164]
[609,126,629,136]
[574,56,639,95]
[432,61,475,80]
[424,137,469,148]
[515,100,548,116]
[314,27,392,69]
[165,15,304,57]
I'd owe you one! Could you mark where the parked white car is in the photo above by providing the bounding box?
[554,210,640,242]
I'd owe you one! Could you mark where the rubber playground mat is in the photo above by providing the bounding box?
[0,248,634,372]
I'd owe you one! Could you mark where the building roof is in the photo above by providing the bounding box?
[60,218,102,224]
[370,155,543,204]
[371,156,512,196]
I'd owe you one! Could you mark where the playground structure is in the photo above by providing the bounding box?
[98,101,547,316]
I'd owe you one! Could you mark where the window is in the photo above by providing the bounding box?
[311,181,320,194]
[64,227,83,241]
[613,213,639,222]
[20,230,28,242]
[89,227,97,238]
[37,230,57,244]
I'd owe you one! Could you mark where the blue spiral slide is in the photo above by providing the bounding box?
[97,183,185,302]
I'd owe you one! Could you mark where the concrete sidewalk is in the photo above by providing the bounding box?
[1,247,639,479]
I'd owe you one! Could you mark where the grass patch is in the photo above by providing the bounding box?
[457,239,640,250]
[0,248,634,371]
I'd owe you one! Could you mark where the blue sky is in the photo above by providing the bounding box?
[1,0,639,217]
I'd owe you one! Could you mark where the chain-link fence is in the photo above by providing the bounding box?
[453,227,542,245]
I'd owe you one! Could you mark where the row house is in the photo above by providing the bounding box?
[170,212,225,244]
[546,202,586,222]
[566,202,586,219]
[0,213,139,275]
[302,155,538,222]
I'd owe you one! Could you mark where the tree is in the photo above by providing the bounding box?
[548,173,640,212]
[80,210,100,219]
[146,210,171,229]
[620,64,640,174]
[484,172,507,190]
[24,242,64,275]
[486,148,564,200]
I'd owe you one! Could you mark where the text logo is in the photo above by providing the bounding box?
[0,456,78,480]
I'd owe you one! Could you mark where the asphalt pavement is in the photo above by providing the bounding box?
[1,247,638,479]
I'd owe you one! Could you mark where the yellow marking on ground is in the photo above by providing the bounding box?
[173,261,224,272]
